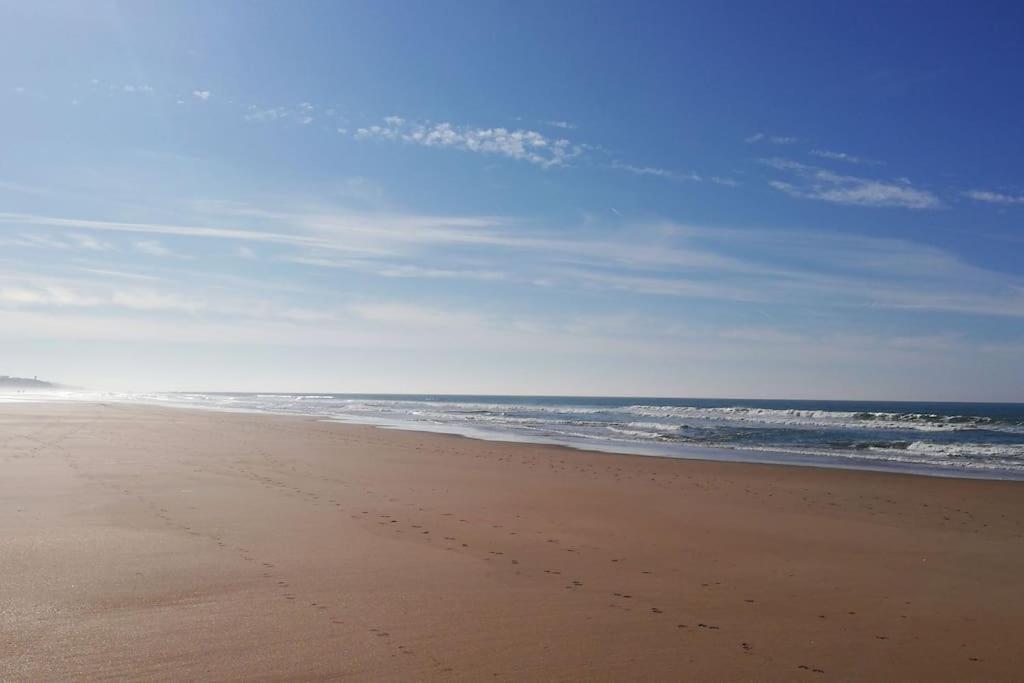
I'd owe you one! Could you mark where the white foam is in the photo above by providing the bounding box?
[12,391,1018,475]
[904,441,1024,459]
[620,405,1016,432]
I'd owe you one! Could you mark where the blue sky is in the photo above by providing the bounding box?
[1,1,1023,399]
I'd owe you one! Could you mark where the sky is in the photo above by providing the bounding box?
[1,1,1023,400]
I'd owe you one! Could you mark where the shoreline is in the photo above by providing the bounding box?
[323,414,1024,482]
[3,401,1023,680]
[10,392,1022,482]
[114,399,1024,484]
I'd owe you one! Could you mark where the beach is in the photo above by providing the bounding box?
[2,401,1023,681]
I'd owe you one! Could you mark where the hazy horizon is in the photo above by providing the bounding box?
[7,378,1024,405]
[3,2,1024,402]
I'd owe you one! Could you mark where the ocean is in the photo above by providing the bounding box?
[5,390,1023,478]
[115,392,1024,479]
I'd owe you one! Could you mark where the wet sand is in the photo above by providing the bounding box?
[2,402,1023,681]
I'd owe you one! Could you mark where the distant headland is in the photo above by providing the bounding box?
[0,375,62,389]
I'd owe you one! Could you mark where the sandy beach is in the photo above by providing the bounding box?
[2,401,1023,681]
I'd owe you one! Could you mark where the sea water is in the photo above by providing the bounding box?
[112,393,1024,479]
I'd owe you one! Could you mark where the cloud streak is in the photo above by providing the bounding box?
[810,149,877,165]
[4,199,1022,320]
[762,158,941,209]
[354,117,583,167]
[609,162,738,187]
[964,189,1024,205]
[746,132,798,144]
[610,163,702,183]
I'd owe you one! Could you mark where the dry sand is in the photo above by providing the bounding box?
[1,402,1023,681]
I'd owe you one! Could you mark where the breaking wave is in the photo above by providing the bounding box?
[10,390,1019,478]
[619,405,1021,432]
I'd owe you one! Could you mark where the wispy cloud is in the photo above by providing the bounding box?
[353,117,583,168]
[16,80,740,187]
[810,149,877,165]
[0,284,100,307]
[283,254,506,281]
[8,197,1023,321]
[110,289,204,313]
[0,233,72,250]
[746,132,798,144]
[762,158,941,209]
[245,106,289,122]
[0,231,112,251]
[4,201,1024,393]
[0,269,320,321]
[239,101,327,126]
[610,162,702,183]
[135,240,189,258]
[963,189,1024,205]
[75,267,164,283]
[27,79,1020,220]
[66,233,112,251]
[0,211,399,255]
[349,301,486,329]
[0,279,203,313]
[609,162,738,187]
